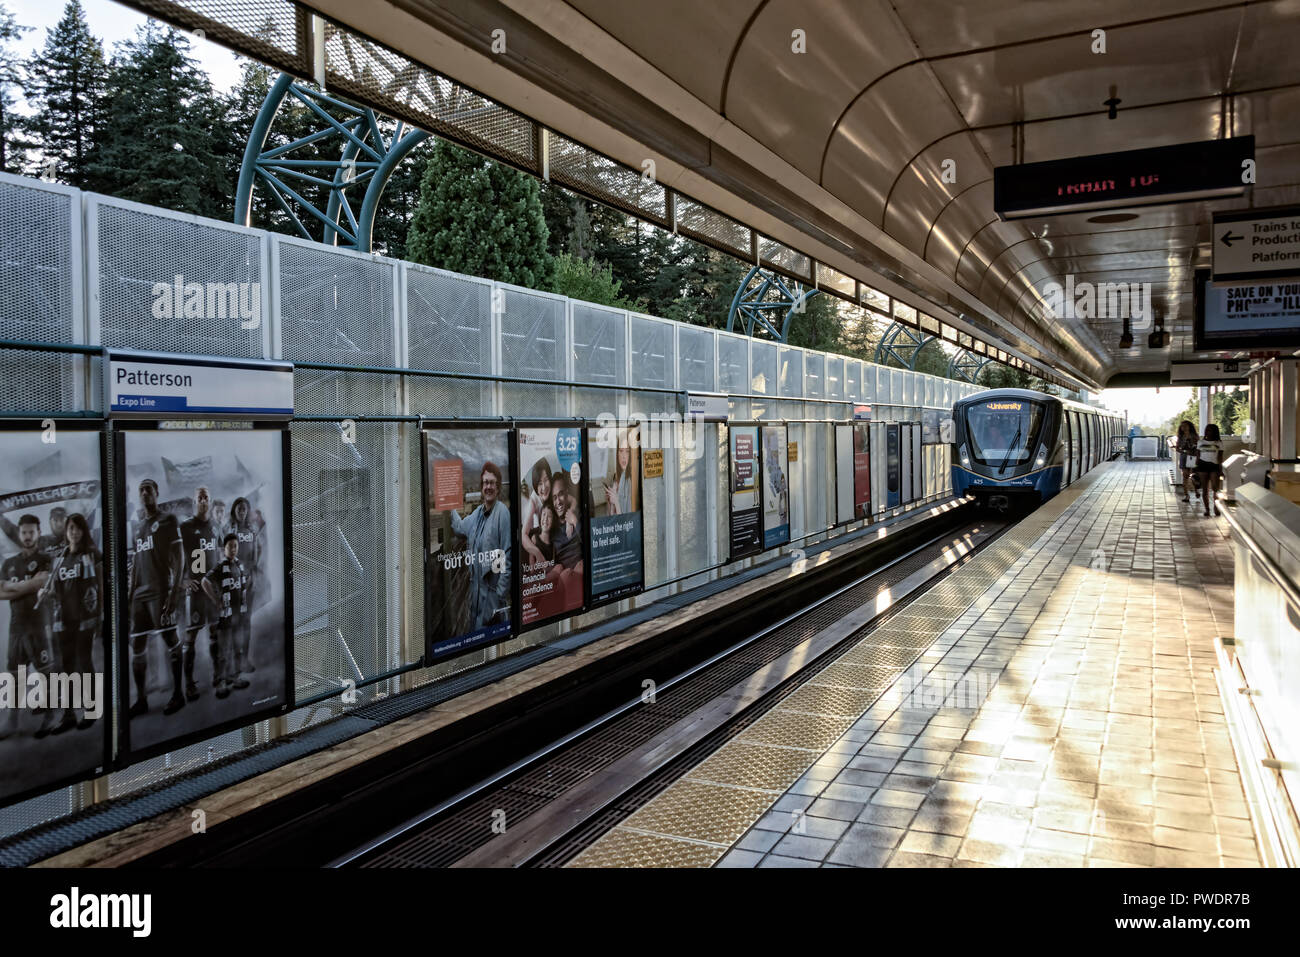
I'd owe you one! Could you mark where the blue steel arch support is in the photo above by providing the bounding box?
[235,72,430,252]
[874,320,935,370]
[948,350,993,383]
[727,266,821,342]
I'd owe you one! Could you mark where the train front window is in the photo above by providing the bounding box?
[964,399,1045,469]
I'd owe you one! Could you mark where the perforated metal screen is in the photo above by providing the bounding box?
[93,198,266,358]
[0,171,987,847]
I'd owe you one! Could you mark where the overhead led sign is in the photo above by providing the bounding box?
[994,137,1253,219]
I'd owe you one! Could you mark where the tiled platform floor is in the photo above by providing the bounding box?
[572,461,1260,868]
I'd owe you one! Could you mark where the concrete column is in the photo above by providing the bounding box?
[1199,386,1210,435]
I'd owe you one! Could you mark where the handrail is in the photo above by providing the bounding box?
[1221,502,1300,614]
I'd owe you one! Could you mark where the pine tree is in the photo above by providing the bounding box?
[88,22,235,217]
[549,252,646,310]
[22,0,106,187]
[407,138,552,288]
[0,2,29,174]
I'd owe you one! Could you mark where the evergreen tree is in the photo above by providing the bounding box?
[22,0,105,187]
[0,2,29,174]
[407,138,552,287]
[549,252,646,310]
[88,22,235,217]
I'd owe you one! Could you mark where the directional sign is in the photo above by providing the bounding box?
[1213,206,1300,281]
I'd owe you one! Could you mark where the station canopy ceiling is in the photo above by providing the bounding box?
[135,0,1300,389]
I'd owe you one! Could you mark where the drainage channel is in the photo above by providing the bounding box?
[346,517,1011,868]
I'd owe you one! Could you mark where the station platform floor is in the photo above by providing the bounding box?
[570,460,1260,868]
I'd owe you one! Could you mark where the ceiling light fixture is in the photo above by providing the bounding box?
[1119,318,1133,349]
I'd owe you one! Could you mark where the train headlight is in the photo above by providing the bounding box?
[1034,443,1047,468]
[959,443,970,468]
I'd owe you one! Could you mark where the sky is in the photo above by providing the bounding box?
[1098,386,1196,427]
[4,0,244,96]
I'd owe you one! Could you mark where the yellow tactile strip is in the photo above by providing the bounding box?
[568,471,1105,867]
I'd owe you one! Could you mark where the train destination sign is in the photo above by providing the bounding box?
[1212,206,1300,281]
[994,137,1253,219]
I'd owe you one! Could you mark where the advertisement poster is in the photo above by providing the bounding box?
[728,425,761,559]
[117,427,289,759]
[761,424,790,549]
[422,427,514,662]
[587,425,643,604]
[518,427,585,628]
[854,423,872,520]
[0,427,108,806]
[835,425,854,525]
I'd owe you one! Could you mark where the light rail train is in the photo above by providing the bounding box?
[949,389,1126,509]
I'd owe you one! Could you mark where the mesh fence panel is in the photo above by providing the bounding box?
[95,200,265,358]
[805,352,824,399]
[123,0,305,74]
[826,356,843,400]
[572,302,626,419]
[717,334,748,395]
[290,419,405,703]
[324,27,535,169]
[778,347,803,398]
[675,196,750,257]
[0,177,76,345]
[630,316,673,391]
[550,135,667,226]
[750,340,777,397]
[676,427,709,577]
[758,235,812,280]
[500,288,566,417]
[677,325,715,393]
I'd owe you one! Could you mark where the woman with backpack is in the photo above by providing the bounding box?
[1195,423,1225,517]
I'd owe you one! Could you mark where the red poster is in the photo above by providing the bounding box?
[433,459,465,511]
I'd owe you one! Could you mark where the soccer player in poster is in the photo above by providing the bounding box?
[227,497,261,679]
[127,478,186,718]
[0,515,53,739]
[449,461,510,631]
[39,512,103,732]
[201,533,251,698]
[179,486,219,701]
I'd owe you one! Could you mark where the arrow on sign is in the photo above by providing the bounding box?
[1220,230,1244,247]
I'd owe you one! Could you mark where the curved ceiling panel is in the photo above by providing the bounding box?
[883,135,991,255]
[1232,0,1300,90]
[972,98,1224,166]
[955,214,1023,290]
[822,63,966,223]
[891,0,1230,57]
[930,7,1244,129]
[564,0,761,111]
[725,0,917,178]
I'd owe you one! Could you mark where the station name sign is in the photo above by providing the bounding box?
[994,136,1253,219]
[106,349,294,419]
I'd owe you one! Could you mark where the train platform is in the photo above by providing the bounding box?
[570,460,1260,868]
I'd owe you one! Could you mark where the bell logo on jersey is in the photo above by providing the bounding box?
[57,564,82,581]
[237,530,253,544]
[135,536,154,553]
[198,536,217,553]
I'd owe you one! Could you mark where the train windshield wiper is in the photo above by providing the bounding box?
[998,427,1022,473]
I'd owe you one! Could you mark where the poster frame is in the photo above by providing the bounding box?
[513,420,590,634]
[759,421,790,550]
[725,420,765,563]
[0,419,114,809]
[113,421,294,766]
[418,419,520,666]
[583,422,646,611]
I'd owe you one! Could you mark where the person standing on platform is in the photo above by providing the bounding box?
[1195,423,1224,517]
[1175,420,1199,502]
